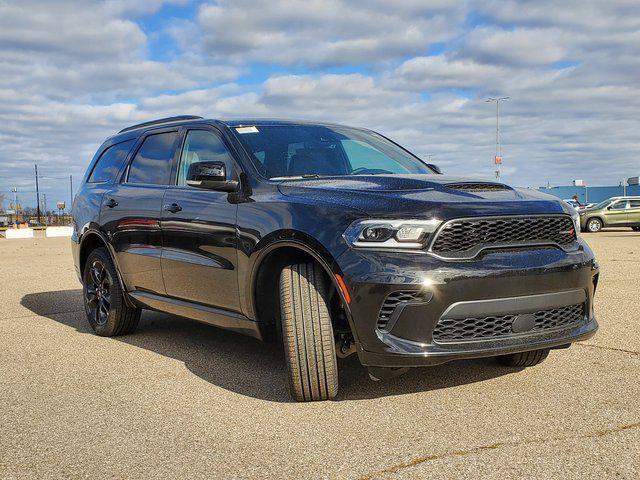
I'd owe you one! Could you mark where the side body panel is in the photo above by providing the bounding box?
[628,200,640,223]
[99,183,166,294]
[603,200,628,226]
[161,186,240,311]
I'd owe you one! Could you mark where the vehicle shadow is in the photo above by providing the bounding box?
[21,290,520,403]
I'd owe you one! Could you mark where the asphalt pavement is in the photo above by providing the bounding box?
[1,231,638,479]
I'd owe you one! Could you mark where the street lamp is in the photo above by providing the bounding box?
[486,97,510,179]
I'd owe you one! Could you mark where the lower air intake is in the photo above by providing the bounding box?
[377,291,428,331]
[432,303,585,343]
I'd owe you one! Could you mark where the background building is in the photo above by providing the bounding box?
[538,178,640,204]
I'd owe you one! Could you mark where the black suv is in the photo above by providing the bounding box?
[72,116,599,401]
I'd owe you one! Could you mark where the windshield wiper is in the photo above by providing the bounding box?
[271,174,323,180]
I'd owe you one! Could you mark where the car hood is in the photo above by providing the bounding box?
[277,174,571,219]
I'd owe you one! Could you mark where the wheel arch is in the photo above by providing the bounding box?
[248,233,356,341]
[79,230,133,306]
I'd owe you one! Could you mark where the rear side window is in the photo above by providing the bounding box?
[127,132,178,185]
[629,200,640,208]
[88,140,134,183]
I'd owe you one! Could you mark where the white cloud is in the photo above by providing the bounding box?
[190,0,466,66]
[2,0,640,208]
[460,27,568,66]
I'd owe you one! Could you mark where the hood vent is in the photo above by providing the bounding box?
[445,182,511,192]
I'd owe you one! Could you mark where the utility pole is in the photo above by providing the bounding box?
[35,164,41,223]
[43,193,47,224]
[486,97,509,179]
[70,174,73,214]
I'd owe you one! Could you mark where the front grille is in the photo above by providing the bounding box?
[432,303,585,343]
[430,216,577,259]
[445,182,510,192]
[377,291,427,331]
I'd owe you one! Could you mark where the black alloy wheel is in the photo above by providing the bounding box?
[85,259,112,329]
[82,247,141,336]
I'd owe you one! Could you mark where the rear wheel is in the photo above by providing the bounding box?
[586,218,603,233]
[279,262,338,402]
[496,348,550,367]
[83,248,141,336]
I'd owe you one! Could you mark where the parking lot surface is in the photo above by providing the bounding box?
[1,231,639,479]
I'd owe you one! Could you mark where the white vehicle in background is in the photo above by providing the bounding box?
[563,199,582,210]
[563,199,594,210]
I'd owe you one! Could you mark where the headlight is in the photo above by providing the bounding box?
[343,219,441,250]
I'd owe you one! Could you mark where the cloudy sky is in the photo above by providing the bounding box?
[1,0,639,208]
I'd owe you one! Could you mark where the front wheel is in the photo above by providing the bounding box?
[496,348,550,367]
[83,248,141,336]
[279,262,339,402]
[586,218,603,233]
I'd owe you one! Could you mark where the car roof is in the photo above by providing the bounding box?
[599,196,640,203]
[105,116,355,144]
[220,118,349,128]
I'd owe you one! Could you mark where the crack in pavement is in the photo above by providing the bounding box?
[359,422,640,480]
[576,342,640,356]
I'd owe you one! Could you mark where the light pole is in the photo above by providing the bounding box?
[35,164,41,223]
[486,97,510,179]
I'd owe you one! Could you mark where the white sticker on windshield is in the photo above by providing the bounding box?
[235,126,259,134]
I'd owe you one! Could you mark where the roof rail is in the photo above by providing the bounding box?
[118,115,204,134]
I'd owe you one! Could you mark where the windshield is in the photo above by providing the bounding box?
[232,124,436,179]
[593,199,614,209]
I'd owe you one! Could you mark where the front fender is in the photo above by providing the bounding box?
[242,231,349,317]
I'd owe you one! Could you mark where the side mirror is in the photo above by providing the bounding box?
[186,161,238,192]
[426,163,442,174]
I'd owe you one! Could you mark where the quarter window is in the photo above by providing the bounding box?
[177,130,234,186]
[127,132,178,185]
[88,140,134,183]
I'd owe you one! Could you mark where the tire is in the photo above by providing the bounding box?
[496,348,550,367]
[279,262,339,402]
[83,247,141,337]
[586,218,603,233]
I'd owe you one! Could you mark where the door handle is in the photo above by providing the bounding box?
[105,198,118,208]
[164,203,182,213]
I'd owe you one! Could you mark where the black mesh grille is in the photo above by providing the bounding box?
[430,216,577,258]
[377,291,426,331]
[445,182,510,192]
[432,303,585,343]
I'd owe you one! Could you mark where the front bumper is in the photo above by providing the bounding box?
[336,240,599,368]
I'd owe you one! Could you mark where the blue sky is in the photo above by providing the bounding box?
[1,0,639,209]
